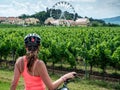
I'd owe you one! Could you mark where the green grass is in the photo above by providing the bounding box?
[0,69,120,90]
[0,81,24,90]
[0,81,10,90]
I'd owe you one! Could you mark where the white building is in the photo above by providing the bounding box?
[44,17,90,26]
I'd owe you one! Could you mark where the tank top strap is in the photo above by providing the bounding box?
[23,56,27,71]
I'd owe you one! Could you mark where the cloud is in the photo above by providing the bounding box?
[0,5,10,8]
[0,7,28,17]
[0,0,120,18]
[63,0,96,3]
[73,0,120,18]
[0,0,48,16]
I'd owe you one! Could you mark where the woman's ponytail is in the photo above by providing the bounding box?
[26,51,38,72]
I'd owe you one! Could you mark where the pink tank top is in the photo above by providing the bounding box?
[22,56,46,90]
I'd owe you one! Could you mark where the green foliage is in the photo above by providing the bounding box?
[112,46,120,70]
[19,14,30,19]
[31,11,49,24]
[0,26,120,72]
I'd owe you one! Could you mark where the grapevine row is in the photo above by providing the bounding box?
[0,26,120,75]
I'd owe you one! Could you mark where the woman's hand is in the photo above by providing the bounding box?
[61,72,77,82]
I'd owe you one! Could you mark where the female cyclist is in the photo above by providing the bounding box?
[10,33,76,90]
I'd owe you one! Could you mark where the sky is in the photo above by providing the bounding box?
[0,0,120,19]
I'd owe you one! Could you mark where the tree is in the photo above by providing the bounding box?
[31,11,48,24]
[19,14,30,19]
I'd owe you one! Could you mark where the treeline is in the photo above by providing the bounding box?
[0,26,120,76]
[18,8,119,27]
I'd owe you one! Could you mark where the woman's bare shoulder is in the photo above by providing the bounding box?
[37,59,45,65]
[16,56,24,64]
[36,59,48,76]
[15,56,24,73]
[36,59,47,70]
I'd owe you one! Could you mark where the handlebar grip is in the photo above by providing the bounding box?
[73,73,77,77]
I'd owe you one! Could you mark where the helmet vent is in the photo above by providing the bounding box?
[31,37,35,42]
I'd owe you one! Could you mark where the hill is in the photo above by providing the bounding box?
[103,16,120,25]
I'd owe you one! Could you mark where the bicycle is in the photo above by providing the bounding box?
[58,74,78,90]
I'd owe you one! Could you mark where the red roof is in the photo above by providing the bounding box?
[0,17,6,21]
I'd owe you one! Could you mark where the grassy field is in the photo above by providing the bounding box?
[0,68,120,90]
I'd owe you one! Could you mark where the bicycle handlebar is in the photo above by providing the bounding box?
[57,74,79,90]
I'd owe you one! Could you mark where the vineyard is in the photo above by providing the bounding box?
[0,26,120,80]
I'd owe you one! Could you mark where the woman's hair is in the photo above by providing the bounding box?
[24,33,41,72]
[26,50,38,72]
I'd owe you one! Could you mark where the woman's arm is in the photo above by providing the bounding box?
[10,57,23,90]
[37,60,76,90]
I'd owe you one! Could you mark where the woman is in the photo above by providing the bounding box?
[10,33,76,90]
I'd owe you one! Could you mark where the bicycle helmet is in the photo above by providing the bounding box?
[24,33,41,51]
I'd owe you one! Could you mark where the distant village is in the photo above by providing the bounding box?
[0,16,90,26]
[0,17,39,26]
